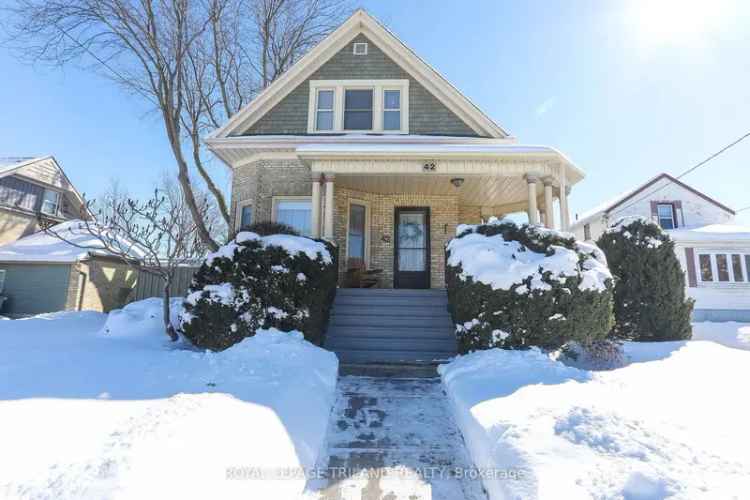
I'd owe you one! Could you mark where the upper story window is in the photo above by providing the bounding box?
[656,203,676,229]
[583,223,592,240]
[41,189,60,215]
[344,89,373,130]
[308,80,409,134]
[315,89,334,131]
[383,89,401,131]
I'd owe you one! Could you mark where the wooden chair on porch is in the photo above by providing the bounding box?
[345,259,383,288]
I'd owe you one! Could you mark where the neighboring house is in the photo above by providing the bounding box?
[571,173,750,322]
[0,221,140,316]
[206,9,584,289]
[0,156,87,245]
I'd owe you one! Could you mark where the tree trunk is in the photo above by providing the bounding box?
[163,282,179,342]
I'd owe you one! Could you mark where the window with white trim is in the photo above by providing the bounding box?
[656,203,676,229]
[41,189,60,215]
[239,204,253,229]
[697,252,750,285]
[273,197,312,237]
[344,89,373,130]
[315,89,334,131]
[307,80,409,134]
[0,269,6,293]
[383,89,401,131]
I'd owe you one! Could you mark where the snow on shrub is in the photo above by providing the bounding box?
[180,231,337,350]
[445,218,614,352]
[597,216,693,341]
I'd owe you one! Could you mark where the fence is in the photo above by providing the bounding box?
[132,266,199,302]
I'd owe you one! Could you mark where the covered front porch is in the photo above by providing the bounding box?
[297,144,584,288]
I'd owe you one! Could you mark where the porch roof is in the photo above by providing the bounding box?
[295,142,585,185]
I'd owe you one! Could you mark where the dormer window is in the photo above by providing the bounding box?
[308,79,409,134]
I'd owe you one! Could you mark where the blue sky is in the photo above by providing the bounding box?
[1,0,748,224]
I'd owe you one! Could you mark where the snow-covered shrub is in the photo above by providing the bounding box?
[445,218,614,352]
[597,216,693,341]
[180,231,338,350]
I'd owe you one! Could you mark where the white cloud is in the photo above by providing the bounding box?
[535,97,556,117]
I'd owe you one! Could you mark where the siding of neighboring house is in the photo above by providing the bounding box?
[0,263,72,315]
[244,34,479,137]
[0,208,41,245]
[76,258,138,312]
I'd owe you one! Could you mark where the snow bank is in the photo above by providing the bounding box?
[206,231,332,266]
[692,321,750,351]
[0,300,338,499]
[439,342,750,499]
[446,221,611,294]
[99,297,184,339]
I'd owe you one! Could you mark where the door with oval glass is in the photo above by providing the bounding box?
[394,207,430,289]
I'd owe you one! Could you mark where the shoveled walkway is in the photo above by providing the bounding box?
[304,375,487,500]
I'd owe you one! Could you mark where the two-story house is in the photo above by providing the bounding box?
[0,156,86,245]
[571,173,750,322]
[206,9,584,290]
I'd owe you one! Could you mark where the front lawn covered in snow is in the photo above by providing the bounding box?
[439,335,750,499]
[0,299,338,499]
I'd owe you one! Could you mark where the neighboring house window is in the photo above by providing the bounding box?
[699,254,713,281]
[307,80,409,133]
[41,189,60,215]
[0,176,44,212]
[383,89,401,131]
[716,254,730,282]
[732,254,745,282]
[656,203,676,229]
[344,89,373,130]
[315,89,334,131]
[273,197,312,236]
[0,269,5,293]
[697,252,750,284]
[239,204,253,229]
[584,224,591,240]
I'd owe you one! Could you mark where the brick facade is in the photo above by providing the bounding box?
[232,161,485,289]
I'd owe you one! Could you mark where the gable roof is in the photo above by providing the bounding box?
[208,9,508,140]
[0,155,88,214]
[573,173,735,227]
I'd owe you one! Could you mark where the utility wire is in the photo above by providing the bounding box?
[597,131,750,220]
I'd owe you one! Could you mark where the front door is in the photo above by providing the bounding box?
[394,207,430,289]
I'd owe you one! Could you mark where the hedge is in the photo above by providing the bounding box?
[180,231,338,350]
[445,219,614,352]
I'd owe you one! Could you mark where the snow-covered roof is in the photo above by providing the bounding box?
[572,173,735,229]
[667,224,750,243]
[0,220,146,264]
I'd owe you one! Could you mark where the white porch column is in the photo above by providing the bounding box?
[543,177,555,229]
[323,173,335,239]
[310,173,322,238]
[559,167,570,231]
[525,173,540,225]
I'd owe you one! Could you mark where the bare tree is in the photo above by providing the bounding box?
[5,0,348,250]
[40,179,211,341]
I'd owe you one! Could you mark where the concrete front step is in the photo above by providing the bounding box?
[331,303,450,316]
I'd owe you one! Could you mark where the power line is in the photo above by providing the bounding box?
[602,131,750,219]
[737,205,750,213]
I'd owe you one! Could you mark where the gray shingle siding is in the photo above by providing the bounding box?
[243,34,480,137]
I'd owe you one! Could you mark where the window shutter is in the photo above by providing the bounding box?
[650,201,658,223]
[684,247,697,287]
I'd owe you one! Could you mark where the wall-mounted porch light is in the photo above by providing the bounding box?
[450,178,465,188]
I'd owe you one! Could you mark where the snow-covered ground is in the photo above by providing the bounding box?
[439,330,750,500]
[0,299,338,500]
[692,321,750,351]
